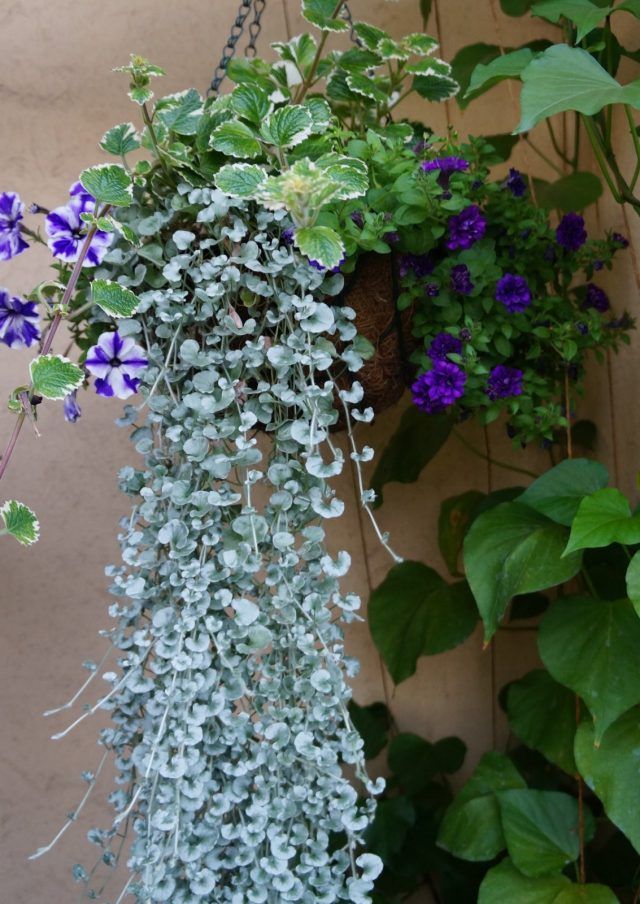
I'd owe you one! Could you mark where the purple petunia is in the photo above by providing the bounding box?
[281,227,295,245]
[0,288,40,348]
[399,253,436,280]
[63,390,82,423]
[427,332,462,362]
[505,168,527,198]
[425,282,439,297]
[583,283,610,312]
[446,205,487,251]
[0,192,29,261]
[450,264,474,296]
[421,156,469,174]
[85,331,148,399]
[45,182,113,267]
[486,365,523,400]
[556,212,587,252]
[309,257,345,274]
[496,273,531,313]
[412,360,466,413]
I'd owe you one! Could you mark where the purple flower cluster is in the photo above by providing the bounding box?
[583,283,610,312]
[411,361,466,413]
[399,253,436,280]
[45,181,113,267]
[0,192,29,261]
[496,273,531,313]
[427,331,462,362]
[421,156,469,174]
[612,232,629,249]
[505,168,527,198]
[486,365,523,400]
[446,205,486,251]
[85,330,148,399]
[556,213,587,252]
[0,288,40,348]
[450,264,474,296]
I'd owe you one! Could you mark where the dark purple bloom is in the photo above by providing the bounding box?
[281,227,295,245]
[505,168,527,197]
[421,156,469,174]
[576,321,589,336]
[85,331,148,399]
[556,212,587,252]
[383,231,400,244]
[425,282,439,297]
[427,332,462,362]
[612,232,629,249]
[0,289,40,348]
[350,211,364,228]
[0,192,29,261]
[309,257,345,275]
[450,264,474,296]
[398,253,436,280]
[63,390,82,423]
[460,327,472,341]
[412,139,429,156]
[486,365,523,400]
[412,360,466,412]
[593,260,603,271]
[446,205,487,251]
[543,244,557,264]
[496,273,531,313]
[582,283,610,312]
[45,182,113,267]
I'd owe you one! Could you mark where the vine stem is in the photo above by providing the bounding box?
[294,0,346,104]
[0,208,109,483]
[453,429,540,480]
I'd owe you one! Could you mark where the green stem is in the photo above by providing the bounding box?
[453,429,540,480]
[141,102,172,180]
[524,138,565,176]
[544,119,571,167]
[624,105,640,185]
[294,0,346,104]
[582,114,623,203]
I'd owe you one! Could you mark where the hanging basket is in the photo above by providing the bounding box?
[336,252,417,424]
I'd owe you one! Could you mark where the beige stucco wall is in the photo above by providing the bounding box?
[1,2,639,901]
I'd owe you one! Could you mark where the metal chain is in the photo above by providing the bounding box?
[209,0,255,95]
[246,0,267,58]
[342,1,364,47]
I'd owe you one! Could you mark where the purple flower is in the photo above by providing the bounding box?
[425,282,439,297]
[45,182,113,267]
[612,232,629,249]
[496,273,531,313]
[63,390,82,423]
[450,264,474,296]
[383,230,400,244]
[412,360,466,412]
[486,365,523,400]
[556,212,587,252]
[593,259,603,271]
[446,205,487,251]
[399,253,436,279]
[0,289,40,348]
[85,331,148,399]
[281,227,295,245]
[350,211,364,228]
[0,192,29,261]
[576,321,589,336]
[583,283,610,312]
[309,257,345,275]
[421,156,469,173]
[427,332,462,362]
[505,168,527,198]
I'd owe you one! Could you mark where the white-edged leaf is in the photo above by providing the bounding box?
[260,106,314,149]
[317,154,369,200]
[346,72,389,103]
[156,88,203,135]
[214,163,267,199]
[209,120,262,158]
[91,279,140,318]
[295,225,345,269]
[100,122,141,157]
[80,164,133,207]
[302,0,349,31]
[304,97,333,132]
[30,354,84,400]
[1,500,39,546]
[230,84,275,124]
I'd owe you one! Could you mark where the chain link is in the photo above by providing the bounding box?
[209,0,255,95]
[246,0,266,58]
[342,1,364,47]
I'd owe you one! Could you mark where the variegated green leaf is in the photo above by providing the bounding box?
[302,0,349,31]
[210,121,262,159]
[91,279,140,318]
[100,122,140,157]
[156,89,203,136]
[214,163,267,199]
[317,155,368,200]
[230,84,274,124]
[260,106,314,149]
[80,164,133,207]
[295,225,345,269]
[1,500,39,546]
[30,354,84,401]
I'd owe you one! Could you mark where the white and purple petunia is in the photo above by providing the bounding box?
[85,330,148,400]
[0,288,40,348]
[45,182,113,267]
[0,192,29,261]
